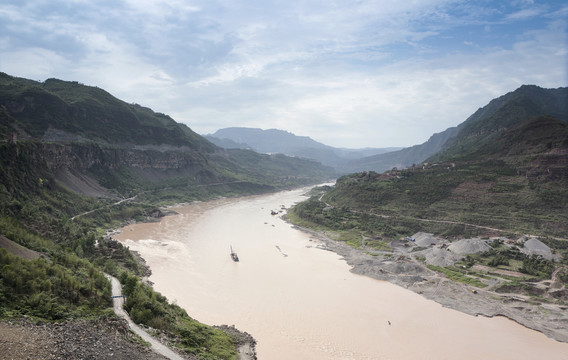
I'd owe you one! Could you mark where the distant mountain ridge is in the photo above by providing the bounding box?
[208,127,325,153]
[431,85,568,162]
[205,127,401,172]
[343,126,460,172]
[344,85,568,172]
[207,85,567,174]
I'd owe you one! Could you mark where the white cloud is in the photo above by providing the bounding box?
[122,0,201,17]
[505,7,544,20]
[0,48,72,80]
[0,0,566,148]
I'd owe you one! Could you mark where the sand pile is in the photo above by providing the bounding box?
[448,238,491,255]
[522,238,554,260]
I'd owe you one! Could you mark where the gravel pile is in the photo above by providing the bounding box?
[448,238,491,255]
[423,247,462,267]
[412,232,439,247]
[522,238,554,260]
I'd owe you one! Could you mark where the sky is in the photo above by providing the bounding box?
[0,0,566,148]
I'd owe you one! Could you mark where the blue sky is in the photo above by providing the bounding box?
[1,0,566,148]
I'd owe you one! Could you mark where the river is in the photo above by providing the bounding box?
[115,187,568,360]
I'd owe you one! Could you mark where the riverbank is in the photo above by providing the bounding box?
[292,225,568,343]
[114,188,568,359]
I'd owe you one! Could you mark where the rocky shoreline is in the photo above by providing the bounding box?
[0,316,258,360]
[0,317,169,360]
[294,225,568,343]
[216,325,257,360]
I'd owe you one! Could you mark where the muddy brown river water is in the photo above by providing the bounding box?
[115,187,568,359]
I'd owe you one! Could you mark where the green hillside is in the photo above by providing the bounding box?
[0,73,334,199]
[346,85,568,172]
[297,116,567,238]
[432,85,567,161]
[0,73,211,149]
[292,85,568,241]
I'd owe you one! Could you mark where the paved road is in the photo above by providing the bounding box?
[105,274,184,360]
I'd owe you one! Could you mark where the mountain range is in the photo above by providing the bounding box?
[205,128,400,171]
[207,85,567,174]
[0,72,334,201]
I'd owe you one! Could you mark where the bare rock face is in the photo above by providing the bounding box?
[215,325,257,360]
[28,142,213,198]
[42,143,205,173]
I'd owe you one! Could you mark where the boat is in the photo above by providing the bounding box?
[230,245,239,262]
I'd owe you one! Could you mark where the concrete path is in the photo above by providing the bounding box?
[105,274,184,360]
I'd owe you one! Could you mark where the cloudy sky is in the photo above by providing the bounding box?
[1,0,566,148]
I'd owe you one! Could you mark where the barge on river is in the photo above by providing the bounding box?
[230,246,239,262]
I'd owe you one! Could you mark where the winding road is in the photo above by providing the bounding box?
[105,274,184,360]
[71,195,138,220]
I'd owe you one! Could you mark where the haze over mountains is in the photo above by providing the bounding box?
[205,128,401,171]
[2,71,565,189]
[207,85,568,174]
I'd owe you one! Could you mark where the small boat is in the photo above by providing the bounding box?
[230,246,239,262]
